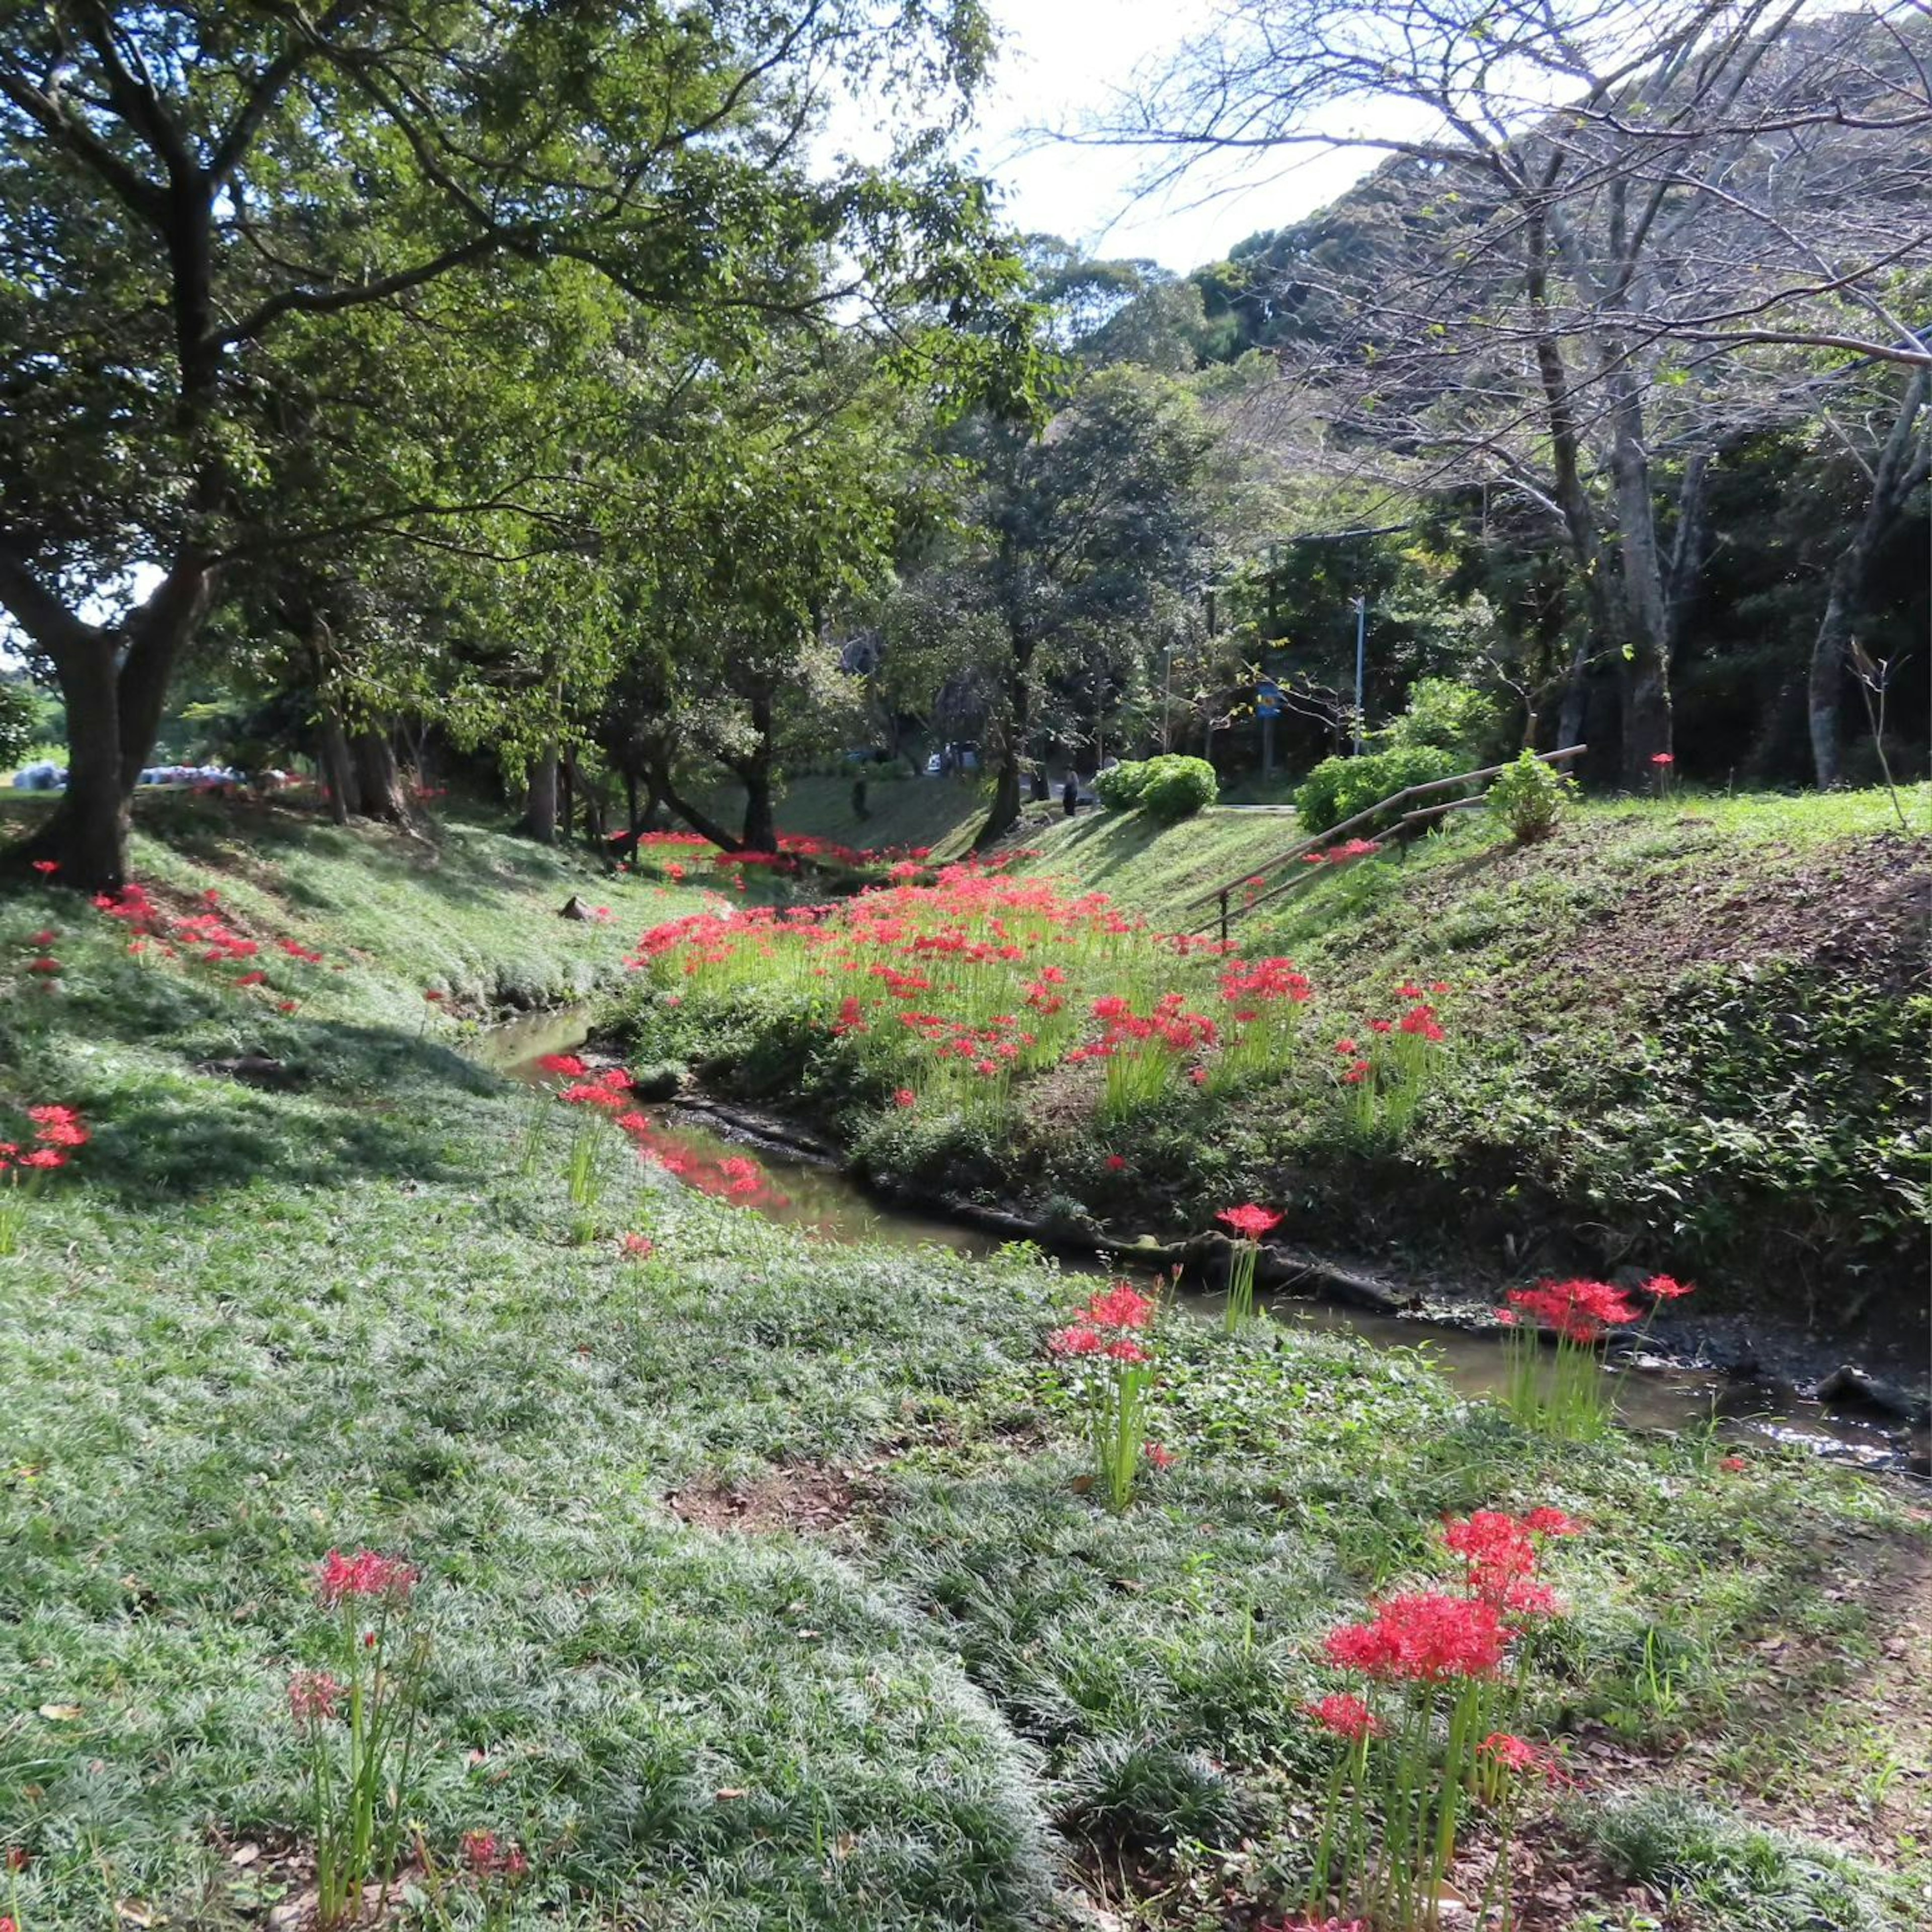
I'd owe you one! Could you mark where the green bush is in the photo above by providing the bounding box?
[1137,755,1218,821]
[1094,761,1152,812]
[1486,749,1576,844]
[1095,755,1218,821]
[1293,745,1460,834]
[1383,676,1501,760]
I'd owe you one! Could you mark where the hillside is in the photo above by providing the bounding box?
[623,784,1930,1366]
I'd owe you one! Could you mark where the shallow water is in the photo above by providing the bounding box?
[476,1006,1909,1468]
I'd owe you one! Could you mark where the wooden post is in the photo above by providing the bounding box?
[1219,888,1229,948]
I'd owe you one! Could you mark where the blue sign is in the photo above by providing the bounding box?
[1256,677,1281,717]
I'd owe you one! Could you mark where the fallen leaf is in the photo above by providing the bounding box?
[230,1844,261,1867]
[714,1787,747,1801]
[38,1703,82,1721]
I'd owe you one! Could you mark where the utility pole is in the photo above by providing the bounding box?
[1350,596,1368,755]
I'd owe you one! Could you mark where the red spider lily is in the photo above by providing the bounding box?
[1396,1003,1445,1042]
[619,1233,655,1260]
[1104,1153,1126,1171]
[893,1087,917,1108]
[1719,1455,1748,1473]
[15,1147,65,1169]
[1367,1018,1392,1033]
[1217,1203,1282,1242]
[1341,1059,1370,1084]
[1083,1282,1156,1329]
[1333,1037,1358,1056]
[315,1549,416,1607]
[1523,1506,1580,1537]
[1642,1272,1696,1301]
[234,970,268,987]
[277,1000,298,1013]
[536,1053,588,1077]
[1144,1442,1177,1469]
[460,1830,529,1881]
[288,1669,343,1725]
[1650,752,1675,765]
[27,956,61,975]
[1305,1692,1382,1742]
[29,928,55,946]
[1441,1510,1566,1619]
[1500,1276,1639,1342]
[1048,1322,1103,1356]
[30,859,58,875]
[1323,1591,1512,1683]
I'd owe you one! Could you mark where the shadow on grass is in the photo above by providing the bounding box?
[5,957,506,1203]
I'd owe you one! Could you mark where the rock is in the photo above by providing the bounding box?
[195,1055,299,1088]
[558,893,593,921]
[1809,1363,1926,1423]
[628,1062,683,1102]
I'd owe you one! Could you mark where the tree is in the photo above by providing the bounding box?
[1106,0,1932,781]
[939,365,1232,846]
[1807,365,1930,785]
[0,1,1009,887]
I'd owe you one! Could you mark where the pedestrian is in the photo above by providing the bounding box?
[1061,770,1079,818]
[852,775,869,820]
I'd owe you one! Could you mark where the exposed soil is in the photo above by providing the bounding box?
[662,1461,870,1537]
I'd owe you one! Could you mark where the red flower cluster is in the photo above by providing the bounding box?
[619,1232,655,1260]
[537,1053,588,1077]
[460,1830,530,1882]
[1305,1692,1382,1742]
[1499,1277,1639,1343]
[287,1669,343,1725]
[1,1103,89,1174]
[1217,1202,1282,1242]
[315,1549,417,1607]
[1301,837,1383,865]
[1323,1590,1512,1683]
[560,1068,635,1109]
[1048,1280,1156,1364]
[1074,991,1218,1062]
[1441,1508,1574,1618]
[1219,956,1314,1006]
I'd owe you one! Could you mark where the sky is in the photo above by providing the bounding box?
[958,0,1380,272]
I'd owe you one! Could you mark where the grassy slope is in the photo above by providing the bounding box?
[695,772,989,858]
[3,799,1928,1931]
[1001,788,1931,1348]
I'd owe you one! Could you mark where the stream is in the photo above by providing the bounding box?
[473,1004,1917,1471]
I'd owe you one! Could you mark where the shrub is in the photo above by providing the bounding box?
[1094,760,1152,812]
[1294,745,1461,834]
[1486,750,1576,844]
[1137,755,1218,822]
[1383,676,1502,760]
[1095,756,1218,821]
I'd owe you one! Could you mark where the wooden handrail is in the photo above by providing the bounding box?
[1187,745,1587,913]
[1193,745,1587,941]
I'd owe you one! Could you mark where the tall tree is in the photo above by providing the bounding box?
[1107,0,1932,780]
[0,0,1008,886]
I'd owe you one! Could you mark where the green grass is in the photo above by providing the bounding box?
[2,800,1928,1931]
[693,771,990,859]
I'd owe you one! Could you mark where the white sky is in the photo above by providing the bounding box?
[959,0,1380,271]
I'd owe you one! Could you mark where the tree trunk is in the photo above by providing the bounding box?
[32,638,131,890]
[522,744,558,844]
[3,547,215,890]
[559,753,576,845]
[655,764,743,852]
[317,708,357,822]
[974,633,1033,851]
[1809,370,1929,788]
[1605,376,1673,782]
[738,688,779,852]
[350,730,408,823]
[623,769,639,839]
